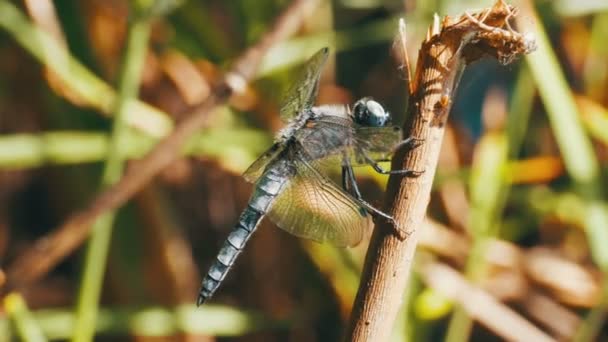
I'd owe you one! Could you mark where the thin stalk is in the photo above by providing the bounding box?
[0,132,153,169]
[445,133,509,342]
[579,97,608,146]
[0,304,278,339]
[583,12,608,99]
[519,3,602,185]
[71,12,152,342]
[445,68,535,341]
[505,66,536,158]
[0,128,270,171]
[518,3,608,340]
[4,293,47,342]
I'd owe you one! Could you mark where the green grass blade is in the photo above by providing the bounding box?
[520,6,608,341]
[0,127,271,172]
[522,18,600,184]
[445,132,509,342]
[4,293,48,342]
[583,12,608,97]
[1,305,280,339]
[445,66,536,341]
[71,8,153,342]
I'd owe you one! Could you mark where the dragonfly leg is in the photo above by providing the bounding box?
[343,163,408,240]
[359,137,425,176]
[364,153,423,177]
[393,136,425,153]
[372,162,423,176]
[363,136,423,164]
[341,165,353,195]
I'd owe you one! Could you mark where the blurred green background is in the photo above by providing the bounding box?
[0,0,608,341]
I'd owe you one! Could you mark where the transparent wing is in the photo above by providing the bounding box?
[294,113,356,163]
[243,143,284,183]
[280,47,329,120]
[296,114,403,165]
[267,157,371,247]
[355,125,403,162]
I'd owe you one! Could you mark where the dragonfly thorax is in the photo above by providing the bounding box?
[277,105,347,143]
[353,97,390,127]
[276,108,317,143]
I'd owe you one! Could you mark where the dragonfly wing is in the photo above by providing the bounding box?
[294,112,356,164]
[280,47,329,120]
[298,114,403,165]
[243,143,284,183]
[266,157,371,247]
[354,125,403,162]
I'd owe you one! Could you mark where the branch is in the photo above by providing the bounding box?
[3,0,321,292]
[345,1,536,340]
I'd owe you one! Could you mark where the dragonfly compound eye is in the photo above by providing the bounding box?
[353,97,390,127]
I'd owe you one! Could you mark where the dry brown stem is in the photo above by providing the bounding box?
[420,262,555,342]
[419,220,585,340]
[420,219,601,307]
[345,1,536,340]
[3,0,321,292]
[522,291,581,340]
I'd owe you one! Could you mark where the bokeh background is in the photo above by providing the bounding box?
[1,0,608,341]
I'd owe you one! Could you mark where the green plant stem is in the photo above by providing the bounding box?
[445,68,535,342]
[520,6,608,341]
[523,13,601,184]
[3,293,47,342]
[445,133,508,342]
[0,304,278,339]
[505,66,536,158]
[581,100,608,146]
[583,12,608,98]
[0,132,153,169]
[0,128,270,171]
[71,13,152,342]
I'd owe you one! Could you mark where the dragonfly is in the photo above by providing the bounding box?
[197,47,420,305]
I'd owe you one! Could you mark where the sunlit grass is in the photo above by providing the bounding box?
[0,305,280,340]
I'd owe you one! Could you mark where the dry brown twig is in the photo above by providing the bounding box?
[3,0,321,293]
[522,291,581,340]
[419,219,587,340]
[420,261,555,342]
[420,219,601,307]
[345,1,536,340]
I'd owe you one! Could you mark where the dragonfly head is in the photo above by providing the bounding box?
[353,97,390,127]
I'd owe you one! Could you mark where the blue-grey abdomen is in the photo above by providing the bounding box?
[198,165,289,305]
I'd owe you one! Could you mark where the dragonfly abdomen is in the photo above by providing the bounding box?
[198,166,290,305]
